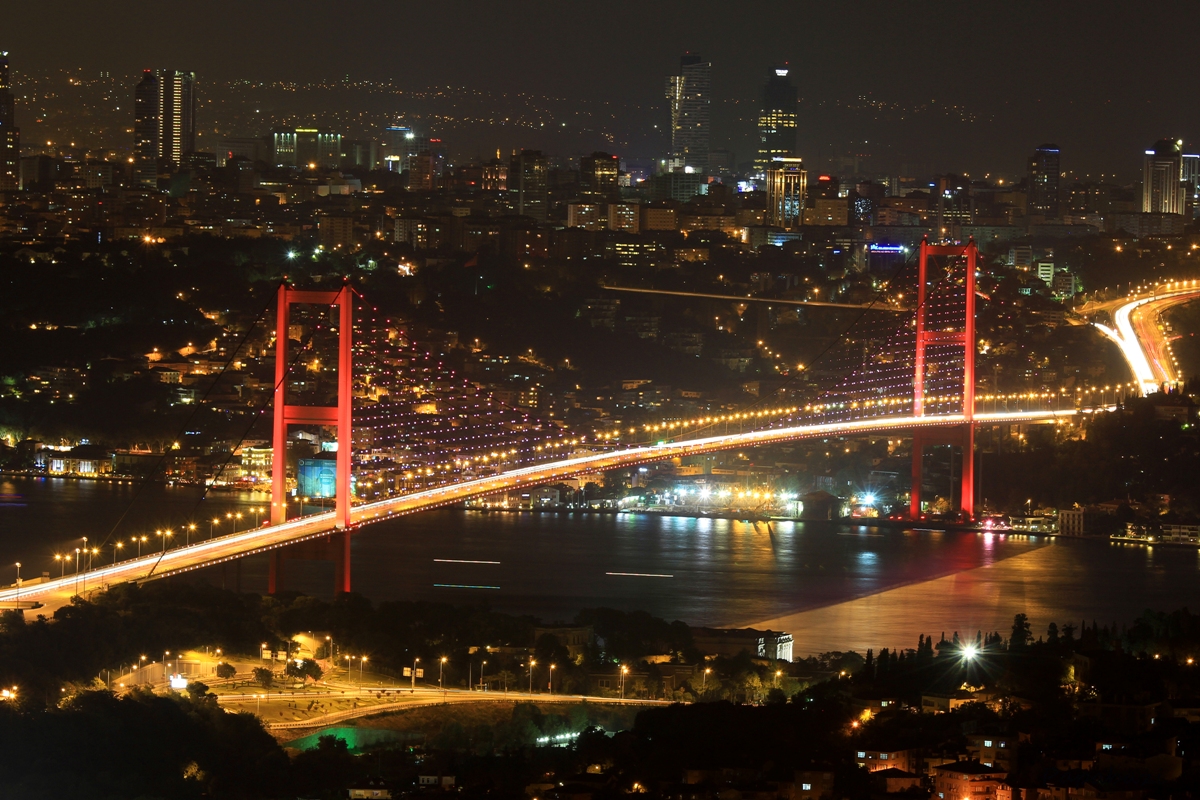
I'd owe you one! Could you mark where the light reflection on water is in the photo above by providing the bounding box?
[3,477,1197,655]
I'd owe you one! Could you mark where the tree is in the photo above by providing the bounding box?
[1010,614,1032,650]
[252,667,274,690]
[285,659,322,684]
[1047,622,1060,646]
[215,662,236,680]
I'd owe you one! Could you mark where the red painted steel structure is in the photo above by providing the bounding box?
[910,239,976,519]
[269,283,354,593]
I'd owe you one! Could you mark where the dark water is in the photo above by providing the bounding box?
[3,476,1198,654]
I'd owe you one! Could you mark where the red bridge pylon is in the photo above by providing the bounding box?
[910,239,976,519]
[269,282,354,594]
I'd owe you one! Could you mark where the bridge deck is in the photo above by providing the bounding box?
[0,409,1084,611]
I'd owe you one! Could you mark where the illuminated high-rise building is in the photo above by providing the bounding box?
[666,54,711,172]
[754,66,797,177]
[0,51,20,190]
[765,157,806,229]
[580,151,619,198]
[1142,139,1185,214]
[509,149,548,221]
[1182,152,1199,217]
[1027,143,1060,218]
[133,70,159,184]
[132,68,196,184]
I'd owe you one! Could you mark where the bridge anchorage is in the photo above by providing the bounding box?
[267,282,355,595]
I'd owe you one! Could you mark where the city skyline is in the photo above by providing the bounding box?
[3,1,1200,176]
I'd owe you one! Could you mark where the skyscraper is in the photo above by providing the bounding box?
[133,70,159,185]
[754,66,797,177]
[0,51,19,191]
[1027,144,1060,218]
[580,151,619,198]
[765,158,807,229]
[1182,152,1199,218]
[1142,139,1185,214]
[132,68,196,184]
[666,54,711,173]
[509,149,548,221]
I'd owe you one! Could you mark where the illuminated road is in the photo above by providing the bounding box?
[0,408,1084,611]
[1093,283,1200,395]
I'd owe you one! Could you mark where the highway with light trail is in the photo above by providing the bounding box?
[0,408,1084,612]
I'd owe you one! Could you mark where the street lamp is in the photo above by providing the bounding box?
[703,667,711,689]
[775,669,782,688]
[210,518,219,539]
[411,657,420,692]
[14,562,20,603]
[549,664,556,696]
[528,659,536,696]
[54,554,65,579]
[360,655,367,687]
[439,656,447,691]
[186,523,196,546]
[480,659,487,691]
[620,665,629,699]
[73,548,81,595]
[112,541,124,564]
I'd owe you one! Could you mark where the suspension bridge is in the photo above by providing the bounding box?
[4,241,1190,610]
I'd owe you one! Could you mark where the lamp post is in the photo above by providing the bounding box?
[549,664,555,696]
[528,659,536,696]
[480,659,487,691]
[411,657,420,692]
[74,548,81,595]
[186,523,196,546]
[703,667,711,690]
[620,665,629,699]
[210,518,219,539]
[439,656,447,692]
[775,670,782,688]
[54,554,65,579]
[14,562,20,603]
[360,655,367,687]
[112,541,124,565]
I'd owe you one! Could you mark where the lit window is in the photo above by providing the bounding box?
[858,752,866,758]
[803,784,812,791]
[984,740,993,748]
[880,754,888,759]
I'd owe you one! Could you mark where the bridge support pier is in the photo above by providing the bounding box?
[910,425,975,519]
[268,531,351,595]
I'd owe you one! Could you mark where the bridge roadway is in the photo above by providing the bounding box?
[0,409,1081,612]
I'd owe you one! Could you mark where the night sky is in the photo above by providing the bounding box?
[9,0,1200,177]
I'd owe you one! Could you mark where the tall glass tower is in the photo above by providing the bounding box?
[0,51,19,190]
[666,54,711,173]
[755,66,798,178]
